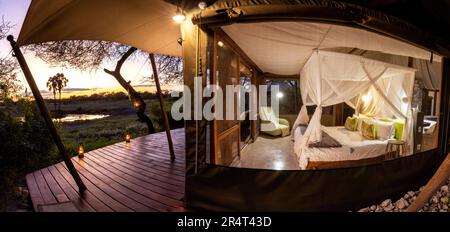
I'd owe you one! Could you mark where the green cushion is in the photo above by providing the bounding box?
[361,121,376,140]
[344,117,358,131]
[393,122,404,140]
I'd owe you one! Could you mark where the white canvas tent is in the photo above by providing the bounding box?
[17,0,182,57]
[293,50,416,153]
[222,22,441,75]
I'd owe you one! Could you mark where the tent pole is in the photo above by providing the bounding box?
[149,53,175,162]
[7,36,87,192]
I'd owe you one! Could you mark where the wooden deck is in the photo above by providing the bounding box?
[26,129,186,212]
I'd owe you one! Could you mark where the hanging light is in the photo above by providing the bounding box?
[78,144,84,159]
[198,1,207,10]
[277,92,284,99]
[172,7,186,24]
[125,132,132,143]
[217,41,224,48]
[362,93,371,104]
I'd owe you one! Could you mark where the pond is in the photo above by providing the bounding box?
[54,114,110,122]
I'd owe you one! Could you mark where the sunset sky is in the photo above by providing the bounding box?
[0,0,158,93]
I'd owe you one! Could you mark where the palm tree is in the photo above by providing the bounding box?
[47,75,58,112]
[55,73,68,112]
[46,73,68,112]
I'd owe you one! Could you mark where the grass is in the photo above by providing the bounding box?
[60,114,149,155]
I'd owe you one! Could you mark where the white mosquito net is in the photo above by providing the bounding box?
[293,50,416,152]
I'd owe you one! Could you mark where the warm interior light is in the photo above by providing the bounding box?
[198,1,207,10]
[78,144,84,158]
[172,7,186,24]
[362,93,371,104]
[133,99,141,109]
[217,41,224,48]
[277,92,284,99]
[125,133,132,143]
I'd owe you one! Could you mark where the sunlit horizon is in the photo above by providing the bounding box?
[0,0,175,94]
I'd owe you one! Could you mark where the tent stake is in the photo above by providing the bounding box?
[149,53,175,162]
[7,36,87,192]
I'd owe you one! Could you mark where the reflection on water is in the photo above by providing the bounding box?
[54,114,109,122]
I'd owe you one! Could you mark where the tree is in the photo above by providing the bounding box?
[0,18,20,100]
[46,75,58,112]
[27,41,183,133]
[46,73,68,112]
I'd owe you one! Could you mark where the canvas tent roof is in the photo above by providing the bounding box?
[17,0,182,56]
[222,22,440,75]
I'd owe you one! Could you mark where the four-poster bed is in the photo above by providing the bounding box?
[9,0,450,211]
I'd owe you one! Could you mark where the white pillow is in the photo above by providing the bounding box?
[373,120,395,140]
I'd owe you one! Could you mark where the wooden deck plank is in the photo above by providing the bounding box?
[73,157,180,211]
[27,129,186,212]
[25,173,45,211]
[33,170,58,205]
[111,144,186,169]
[40,168,69,203]
[93,146,185,179]
[92,151,184,186]
[56,163,131,212]
[51,164,112,212]
[46,166,96,212]
[101,146,185,176]
[70,161,150,212]
[85,152,184,198]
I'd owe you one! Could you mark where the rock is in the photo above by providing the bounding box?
[440,197,449,204]
[358,207,370,212]
[404,194,410,200]
[375,206,384,212]
[22,189,29,199]
[407,191,415,197]
[395,198,408,210]
[381,199,392,207]
[442,205,448,210]
[431,196,439,204]
[15,187,23,198]
[17,202,28,209]
[441,185,449,193]
[384,204,394,212]
[370,205,377,211]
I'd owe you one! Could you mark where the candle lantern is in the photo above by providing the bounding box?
[125,132,132,143]
[78,144,85,158]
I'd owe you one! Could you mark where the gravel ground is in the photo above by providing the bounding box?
[359,177,450,212]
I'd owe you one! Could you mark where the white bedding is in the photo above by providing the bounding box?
[294,126,388,169]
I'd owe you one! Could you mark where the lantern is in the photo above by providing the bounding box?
[78,144,84,159]
[125,132,132,143]
[133,99,141,109]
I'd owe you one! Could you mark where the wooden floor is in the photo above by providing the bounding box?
[26,129,186,212]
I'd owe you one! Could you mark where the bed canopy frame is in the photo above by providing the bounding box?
[294,50,416,153]
[9,0,450,211]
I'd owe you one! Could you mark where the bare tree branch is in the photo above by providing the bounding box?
[103,47,155,134]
